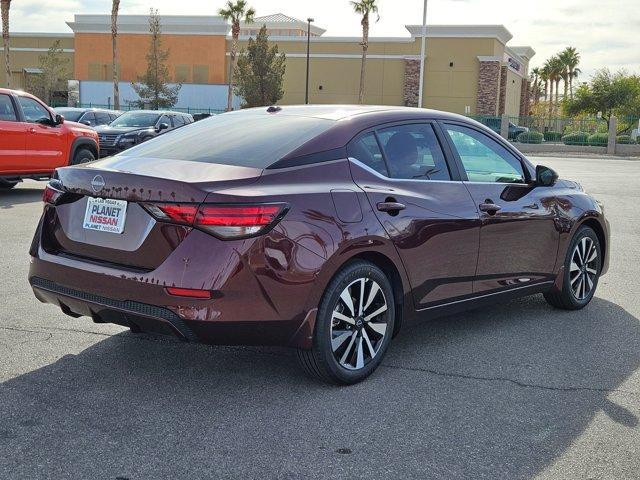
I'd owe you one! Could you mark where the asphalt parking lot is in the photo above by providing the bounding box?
[1,155,639,479]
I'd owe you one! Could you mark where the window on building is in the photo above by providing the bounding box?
[88,63,103,81]
[175,65,191,83]
[193,65,209,84]
[0,94,17,121]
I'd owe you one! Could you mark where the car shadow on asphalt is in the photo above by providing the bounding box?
[0,295,638,478]
[0,186,44,209]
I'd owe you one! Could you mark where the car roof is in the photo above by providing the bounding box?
[124,110,191,116]
[233,104,471,122]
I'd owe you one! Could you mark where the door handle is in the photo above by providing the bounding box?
[377,201,406,213]
[29,127,36,133]
[523,203,539,210]
[478,202,502,214]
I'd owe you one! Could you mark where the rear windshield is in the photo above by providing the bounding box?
[115,112,335,168]
[55,109,83,122]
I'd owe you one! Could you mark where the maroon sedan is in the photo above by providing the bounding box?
[29,105,609,384]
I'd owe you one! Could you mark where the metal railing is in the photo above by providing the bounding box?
[50,102,225,115]
[470,114,639,146]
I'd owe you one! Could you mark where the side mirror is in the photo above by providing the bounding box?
[81,120,91,126]
[535,165,558,187]
[157,122,169,132]
[54,114,65,125]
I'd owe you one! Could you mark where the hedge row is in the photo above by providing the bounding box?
[516,131,543,144]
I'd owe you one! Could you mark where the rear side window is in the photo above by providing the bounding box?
[377,123,450,181]
[0,94,17,121]
[347,132,388,176]
[116,112,335,168]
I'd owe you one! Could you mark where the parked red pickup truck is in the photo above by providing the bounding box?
[0,88,99,190]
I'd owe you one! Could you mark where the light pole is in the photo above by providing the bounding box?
[418,0,428,108]
[305,18,314,104]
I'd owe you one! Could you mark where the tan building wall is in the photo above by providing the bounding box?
[3,19,534,117]
[0,34,74,90]
[230,34,528,115]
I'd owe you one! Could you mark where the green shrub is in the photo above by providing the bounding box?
[616,135,637,144]
[562,132,589,145]
[517,131,543,144]
[588,133,609,146]
[543,131,562,142]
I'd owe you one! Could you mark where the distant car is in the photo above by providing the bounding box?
[53,107,122,127]
[193,113,213,122]
[94,110,194,157]
[479,117,529,140]
[0,88,99,189]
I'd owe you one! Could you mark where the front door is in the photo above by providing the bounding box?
[442,123,560,294]
[0,93,26,173]
[348,122,481,309]
[17,95,66,173]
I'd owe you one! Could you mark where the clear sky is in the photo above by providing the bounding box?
[10,0,640,78]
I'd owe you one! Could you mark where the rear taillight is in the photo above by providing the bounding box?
[42,183,64,205]
[142,203,288,239]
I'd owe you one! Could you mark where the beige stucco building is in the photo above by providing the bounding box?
[1,13,535,116]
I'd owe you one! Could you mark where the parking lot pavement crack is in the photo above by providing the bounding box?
[381,363,639,397]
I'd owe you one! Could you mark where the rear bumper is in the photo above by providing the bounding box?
[28,219,324,348]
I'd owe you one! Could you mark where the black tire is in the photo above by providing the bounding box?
[0,178,18,190]
[71,148,96,165]
[544,225,602,310]
[297,260,395,385]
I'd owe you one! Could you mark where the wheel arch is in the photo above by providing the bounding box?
[69,137,99,165]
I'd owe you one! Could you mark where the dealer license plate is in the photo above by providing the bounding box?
[83,197,128,234]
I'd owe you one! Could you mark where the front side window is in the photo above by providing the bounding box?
[172,115,184,127]
[18,97,52,124]
[157,115,171,128]
[377,123,450,181]
[81,112,96,125]
[95,113,111,125]
[347,132,388,176]
[0,94,17,121]
[445,124,525,184]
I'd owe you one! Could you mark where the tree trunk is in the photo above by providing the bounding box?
[358,14,369,104]
[569,69,574,99]
[543,80,548,101]
[226,23,240,112]
[111,0,120,109]
[1,0,10,89]
[555,79,561,105]
[548,81,554,116]
[563,75,568,103]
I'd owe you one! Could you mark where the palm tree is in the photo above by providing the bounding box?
[218,0,255,111]
[561,46,580,99]
[1,0,11,88]
[530,67,541,104]
[111,0,120,109]
[351,0,379,104]
[540,64,549,102]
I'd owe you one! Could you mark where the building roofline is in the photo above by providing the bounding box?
[66,14,229,35]
[405,24,513,44]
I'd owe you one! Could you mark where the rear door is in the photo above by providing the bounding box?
[348,121,480,308]
[441,122,559,294]
[0,93,26,173]
[17,95,67,172]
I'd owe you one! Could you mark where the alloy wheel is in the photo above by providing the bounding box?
[330,277,389,370]
[570,236,598,301]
